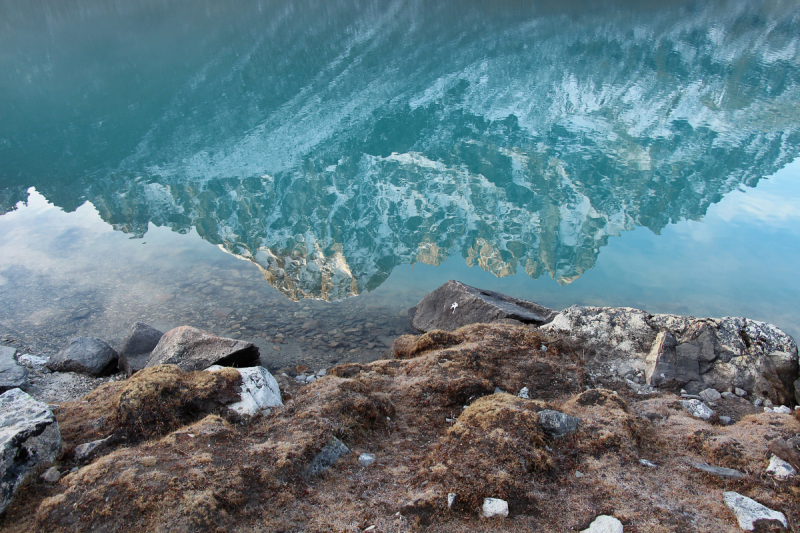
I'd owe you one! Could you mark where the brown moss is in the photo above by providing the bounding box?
[391,330,462,359]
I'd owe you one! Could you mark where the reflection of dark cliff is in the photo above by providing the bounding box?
[2,0,800,299]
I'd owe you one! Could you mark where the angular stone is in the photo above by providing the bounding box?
[538,409,582,438]
[699,388,722,402]
[409,280,556,332]
[305,437,350,476]
[581,515,624,533]
[766,454,796,479]
[481,497,509,518]
[17,354,48,368]
[645,331,679,387]
[47,337,118,376]
[723,491,787,531]
[1,388,61,514]
[679,399,714,421]
[118,323,164,376]
[146,326,260,372]
[0,346,27,392]
[41,466,60,483]
[74,436,112,461]
[206,365,282,416]
[768,437,800,472]
[692,462,744,479]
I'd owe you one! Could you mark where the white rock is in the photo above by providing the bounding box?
[316,369,327,377]
[581,515,623,533]
[447,493,457,509]
[1,389,61,513]
[679,399,714,420]
[735,388,748,397]
[482,498,509,518]
[753,398,763,406]
[18,354,49,368]
[764,407,773,413]
[358,453,376,467]
[699,388,721,402]
[206,365,283,416]
[772,405,791,414]
[518,387,530,399]
[723,491,787,531]
[766,454,796,479]
[306,375,317,383]
[764,399,774,407]
[639,459,657,468]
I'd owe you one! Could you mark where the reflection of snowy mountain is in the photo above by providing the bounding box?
[3,0,800,299]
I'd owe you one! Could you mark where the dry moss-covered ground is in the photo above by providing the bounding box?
[2,323,799,532]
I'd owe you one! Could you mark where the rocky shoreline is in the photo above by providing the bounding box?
[1,281,799,532]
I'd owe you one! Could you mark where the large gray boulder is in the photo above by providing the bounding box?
[409,280,557,332]
[118,322,164,376]
[46,337,118,376]
[1,388,61,514]
[543,306,798,403]
[0,346,27,392]
[145,326,260,372]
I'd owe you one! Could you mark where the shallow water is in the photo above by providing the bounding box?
[1,0,800,366]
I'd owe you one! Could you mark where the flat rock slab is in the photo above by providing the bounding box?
[723,491,787,531]
[118,323,164,376]
[410,280,557,332]
[1,388,61,514]
[47,337,118,376]
[305,437,350,477]
[692,462,744,479]
[146,326,260,372]
[0,346,27,392]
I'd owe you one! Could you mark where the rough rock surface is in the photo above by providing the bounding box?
[723,491,788,531]
[581,515,624,533]
[304,437,350,476]
[543,307,798,403]
[481,498,508,518]
[206,365,283,416]
[680,399,714,421]
[146,326,260,372]
[0,346,27,392]
[409,280,557,332]
[0,388,60,514]
[46,337,118,376]
[118,323,164,376]
[538,409,582,438]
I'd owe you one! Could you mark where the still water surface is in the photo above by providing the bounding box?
[1,0,800,366]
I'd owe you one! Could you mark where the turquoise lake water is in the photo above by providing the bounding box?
[1,0,800,363]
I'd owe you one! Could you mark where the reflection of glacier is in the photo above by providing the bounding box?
[5,0,800,300]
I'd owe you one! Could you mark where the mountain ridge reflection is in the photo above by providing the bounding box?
[2,0,799,300]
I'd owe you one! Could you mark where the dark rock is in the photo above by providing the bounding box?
[1,388,61,514]
[118,323,164,376]
[47,337,118,376]
[305,437,350,476]
[409,280,557,332]
[145,326,260,372]
[692,462,744,479]
[0,346,27,392]
[538,409,582,438]
[74,436,113,461]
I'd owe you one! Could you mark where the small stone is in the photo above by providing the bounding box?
[698,388,721,402]
[538,409,582,438]
[575,471,585,478]
[581,515,623,533]
[295,375,307,383]
[753,398,763,407]
[41,467,60,483]
[358,453,376,467]
[679,399,714,420]
[74,436,112,461]
[772,405,791,414]
[764,399,774,407]
[639,459,657,468]
[305,437,350,476]
[482,497,509,518]
[720,391,737,400]
[47,337,119,376]
[691,462,744,479]
[766,454,796,479]
[723,491,787,531]
[719,416,733,425]
[316,369,327,377]
[764,407,773,413]
[141,456,158,467]
[447,493,457,509]
[518,387,530,399]
[735,388,747,397]
[305,375,316,383]
[17,353,48,368]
